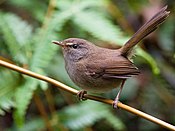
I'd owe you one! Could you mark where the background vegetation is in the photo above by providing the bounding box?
[0,0,175,130]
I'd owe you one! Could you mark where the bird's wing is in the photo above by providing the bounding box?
[86,59,139,79]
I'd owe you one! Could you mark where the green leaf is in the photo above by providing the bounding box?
[105,113,126,130]
[59,101,125,130]
[0,13,33,64]
[0,69,20,115]
[14,78,38,126]
[136,49,160,74]
[57,0,104,11]
[13,4,72,125]
[73,11,128,44]
[0,13,20,57]
[8,0,46,22]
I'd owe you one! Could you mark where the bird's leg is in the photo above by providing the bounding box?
[77,90,87,101]
[113,79,126,108]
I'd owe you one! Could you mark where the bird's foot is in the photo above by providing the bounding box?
[112,79,125,109]
[112,99,119,109]
[77,90,87,101]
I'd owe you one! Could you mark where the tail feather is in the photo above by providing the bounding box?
[120,6,170,57]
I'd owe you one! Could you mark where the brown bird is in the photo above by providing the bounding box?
[52,6,169,108]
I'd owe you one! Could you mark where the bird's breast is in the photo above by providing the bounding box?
[65,60,122,93]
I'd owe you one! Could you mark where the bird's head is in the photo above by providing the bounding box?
[52,38,94,62]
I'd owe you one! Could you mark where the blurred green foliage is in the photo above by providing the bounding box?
[0,0,175,130]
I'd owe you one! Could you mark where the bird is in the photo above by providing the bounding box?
[52,6,169,108]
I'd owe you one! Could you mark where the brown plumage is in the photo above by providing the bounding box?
[52,6,170,108]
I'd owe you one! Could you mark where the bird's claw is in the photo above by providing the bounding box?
[112,99,119,109]
[77,90,87,101]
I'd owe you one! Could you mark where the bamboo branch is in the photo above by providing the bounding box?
[0,59,175,131]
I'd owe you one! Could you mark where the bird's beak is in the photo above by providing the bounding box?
[52,40,64,47]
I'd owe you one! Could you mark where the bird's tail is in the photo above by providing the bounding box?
[120,6,170,57]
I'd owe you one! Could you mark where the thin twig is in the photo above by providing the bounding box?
[33,93,53,131]
[44,89,68,130]
[41,0,56,30]
[106,1,133,34]
[44,89,56,116]
[0,59,175,131]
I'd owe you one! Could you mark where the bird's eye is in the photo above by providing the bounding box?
[71,44,78,49]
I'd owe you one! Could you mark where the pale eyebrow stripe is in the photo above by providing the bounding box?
[66,42,74,46]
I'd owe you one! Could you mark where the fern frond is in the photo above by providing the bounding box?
[57,0,103,11]
[58,101,125,130]
[105,112,126,130]
[8,0,46,22]
[14,78,38,126]
[0,13,33,64]
[59,101,107,129]
[0,69,20,115]
[10,117,45,131]
[0,13,19,57]
[73,11,128,45]
[13,5,72,125]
